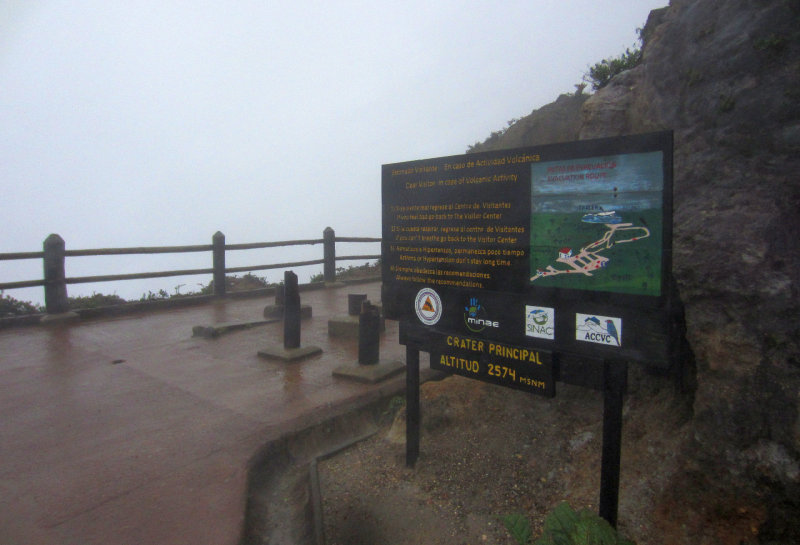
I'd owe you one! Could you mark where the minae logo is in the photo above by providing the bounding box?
[464,297,499,332]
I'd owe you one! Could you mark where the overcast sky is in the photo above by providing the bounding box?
[1,1,666,304]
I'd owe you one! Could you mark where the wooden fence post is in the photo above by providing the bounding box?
[212,231,226,297]
[43,234,69,314]
[323,227,335,283]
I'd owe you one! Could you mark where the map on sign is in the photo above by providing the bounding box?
[529,151,664,296]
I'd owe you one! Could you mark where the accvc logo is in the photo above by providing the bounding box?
[576,313,622,347]
[464,297,499,332]
[525,306,555,340]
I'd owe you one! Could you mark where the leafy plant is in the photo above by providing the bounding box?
[67,292,126,309]
[310,260,381,283]
[139,289,171,302]
[0,292,44,316]
[467,117,524,152]
[503,502,635,545]
[197,273,273,294]
[504,513,533,545]
[584,46,643,91]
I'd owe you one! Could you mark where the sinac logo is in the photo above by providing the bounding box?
[529,309,549,326]
[525,306,555,340]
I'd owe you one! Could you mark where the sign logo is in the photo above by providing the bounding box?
[415,288,442,325]
[576,313,622,347]
[464,297,499,332]
[525,306,555,340]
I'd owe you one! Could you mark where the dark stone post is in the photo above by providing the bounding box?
[323,227,335,283]
[357,301,380,365]
[348,294,367,316]
[274,282,285,307]
[43,234,69,314]
[283,271,301,349]
[212,231,226,297]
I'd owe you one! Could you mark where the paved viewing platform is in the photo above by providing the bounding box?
[0,281,409,544]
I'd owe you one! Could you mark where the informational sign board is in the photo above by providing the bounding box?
[383,132,674,378]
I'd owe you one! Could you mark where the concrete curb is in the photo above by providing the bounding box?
[239,367,443,545]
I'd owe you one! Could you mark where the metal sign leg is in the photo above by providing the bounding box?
[405,344,420,468]
[598,359,627,527]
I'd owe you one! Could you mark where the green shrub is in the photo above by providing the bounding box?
[0,292,44,316]
[139,289,171,302]
[310,260,381,283]
[67,292,127,309]
[584,46,643,91]
[504,502,635,545]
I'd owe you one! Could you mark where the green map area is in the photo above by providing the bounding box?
[529,152,664,297]
[529,209,662,295]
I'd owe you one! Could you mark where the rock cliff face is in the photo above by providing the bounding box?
[475,0,800,535]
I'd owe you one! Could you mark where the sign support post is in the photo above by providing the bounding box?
[598,359,627,527]
[405,343,421,468]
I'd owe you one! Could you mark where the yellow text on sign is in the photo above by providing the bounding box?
[488,343,544,364]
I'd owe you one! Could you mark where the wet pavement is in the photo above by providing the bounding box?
[0,282,409,545]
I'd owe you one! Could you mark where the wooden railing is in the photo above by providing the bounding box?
[0,227,380,314]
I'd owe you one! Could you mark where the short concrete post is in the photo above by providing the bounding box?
[43,234,69,314]
[283,271,301,349]
[258,270,321,361]
[332,298,404,383]
[358,301,380,365]
[348,294,367,316]
[274,283,285,306]
[323,227,335,283]
[212,231,226,297]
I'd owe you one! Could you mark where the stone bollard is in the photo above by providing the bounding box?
[332,299,404,383]
[283,271,300,349]
[258,270,322,362]
[348,294,368,316]
[329,293,383,337]
[274,283,285,307]
[357,301,380,366]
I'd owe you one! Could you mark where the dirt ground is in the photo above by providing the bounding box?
[318,369,770,545]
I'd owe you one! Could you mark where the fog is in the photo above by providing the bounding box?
[1,1,665,305]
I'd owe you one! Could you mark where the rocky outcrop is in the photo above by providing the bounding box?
[469,92,589,152]
[605,0,800,495]
[477,0,800,536]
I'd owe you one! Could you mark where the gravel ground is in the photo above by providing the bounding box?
[318,371,769,545]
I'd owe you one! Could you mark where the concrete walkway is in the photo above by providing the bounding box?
[0,282,408,545]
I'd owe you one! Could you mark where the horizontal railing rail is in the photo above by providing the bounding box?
[0,227,380,314]
[64,245,213,257]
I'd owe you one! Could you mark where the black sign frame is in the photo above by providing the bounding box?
[382,131,675,369]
